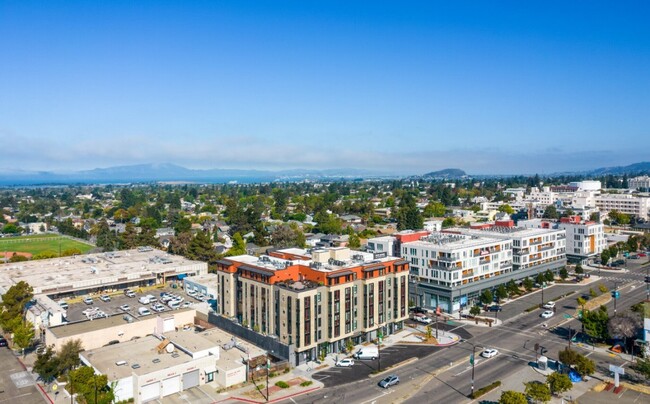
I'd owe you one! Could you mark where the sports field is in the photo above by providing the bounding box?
[0,234,94,256]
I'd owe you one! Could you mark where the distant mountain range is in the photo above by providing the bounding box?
[0,161,649,186]
[0,163,393,185]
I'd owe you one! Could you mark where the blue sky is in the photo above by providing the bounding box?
[1,1,648,175]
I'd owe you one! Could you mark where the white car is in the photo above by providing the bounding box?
[151,303,166,312]
[414,316,433,324]
[83,297,94,305]
[99,295,111,302]
[336,358,355,367]
[119,304,131,312]
[181,301,192,308]
[543,301,555,309]
[481,349,499,358]
[540,310,554,319]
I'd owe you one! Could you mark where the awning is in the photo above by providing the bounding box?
[362,264,385,272]
[177,274,188,280]
[394,260,409,266]
[204,365,216,374]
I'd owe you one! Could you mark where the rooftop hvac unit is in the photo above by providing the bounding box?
[166,343,175,353]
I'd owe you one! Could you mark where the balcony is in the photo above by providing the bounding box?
[436,255,455,262]
[538,244,555,252]
[529,239,542,246]
[514,249,530,256]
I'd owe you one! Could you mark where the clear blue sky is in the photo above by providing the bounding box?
[1,1,648,175]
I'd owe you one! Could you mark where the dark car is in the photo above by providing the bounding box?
[410,307,427,314]
[488,305,503,312]
[0,337,8,347]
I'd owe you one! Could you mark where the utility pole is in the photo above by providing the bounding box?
[471,344,476,397]
[377,331,383,372]
[541,282,545,307]
[435,307,439,339]
[266,357,270,402]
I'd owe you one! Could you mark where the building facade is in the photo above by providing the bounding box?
[557,216,606,263]
[212,247,409,365]
[595,194,650,220]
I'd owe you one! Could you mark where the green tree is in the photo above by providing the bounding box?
[0,281,33,333]
[525,381,551,403]
[581,306,609,341]
[423,202,446,218]
[480,289,493,306]
[498,204,514,215]
[576,297,587,308]
[58,339,83,375]
[506,279,519,296]
[34,346,60,383]
[544,270,554,282]
[634,356,650,382]
[574,263,584,274]
[546,372,572,395]
[94,220,118,250]
[469,306,481,316]
[496,284,508,302]
[395,194,423,231]
[542,205,559,219]
[589,288,597,298]
[13,320,35,354]
[499,390,527,404]
[187,231,218,264]
[559,267,568,280]
[600,249,611,266]
[575,354,596,376]
[523,277,534,292]
[226,232,247,256]
[174,217,192,235]
[348,233,361,249]
[69,366,114,404]
[535,272,546,285]
[598,284,608,293]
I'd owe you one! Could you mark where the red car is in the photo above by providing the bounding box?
[638,253,647,257]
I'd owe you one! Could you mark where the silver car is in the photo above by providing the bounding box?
[378,375,399,388]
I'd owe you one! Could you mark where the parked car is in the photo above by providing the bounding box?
[119,304,131,312]
[488,305,502,312]
[336,358,355,367]
[145,294,157,303]
[99,295,111,302]
[543,301,555,309]
[124,289,136,298]
[481,348,499,358]
[638,253,647,258]
[410,306,427,314]
[138,307,151,316]
[353,347,378,360]
[541,310,554,319]
[151,303,166,312]
[83,297,93,305]
[0,337,8,347]
[181,301,192,308]
[378,375,400,388]
[58,300,69,310]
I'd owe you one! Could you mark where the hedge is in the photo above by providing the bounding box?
[275,381,290,389]
[469,380,502,399]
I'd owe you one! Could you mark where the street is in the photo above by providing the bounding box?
[291,259,650,404]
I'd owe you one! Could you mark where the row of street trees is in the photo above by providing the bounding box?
[0,281,35,355]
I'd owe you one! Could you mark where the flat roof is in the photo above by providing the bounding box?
[457,227,564,239]
[0,248,207,295]
[405,232,503,251]
[82,335,200,380]
[49,308,194,338]
[198,327,266,360]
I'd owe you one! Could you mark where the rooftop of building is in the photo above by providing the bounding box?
[455,226,564,238]
[48,308,195,338]
[0,247,206,294]
[403,232,502,250]
[184,272,219,283]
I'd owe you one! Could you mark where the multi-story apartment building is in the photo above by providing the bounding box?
[456,222,566,273]
[595,194,650,220]
[557,216,606,263]
[394,219,566,313]
[628,176,650,191]
[366,230,429,258]
[401,232,513,312]
[212,247,409,365]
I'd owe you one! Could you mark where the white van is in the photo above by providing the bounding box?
[167,300,180,310]
[138,296,150,304]
[353,346,378,360]
[138,307,151,316]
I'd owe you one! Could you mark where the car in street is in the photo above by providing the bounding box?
[83,297,94,305]
[413,315,432,324]
[638,253,647,257]
[0,337,8,347]
[488,305,502,312]
[541,310,554,319]
[99,294,111,302]
[481,348,499,358]
[543,301,555,309]
[336,358,355,367]
[410,306,427,314]
[378,375,400,388]
[119,304,131,312]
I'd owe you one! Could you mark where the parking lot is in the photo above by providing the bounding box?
[311,344,440,387]
[0,346,43,404]
[60,283,206,323]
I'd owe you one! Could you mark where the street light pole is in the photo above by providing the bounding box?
[471,344,476,397]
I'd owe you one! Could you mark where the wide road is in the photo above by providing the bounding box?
[291,260,649,404]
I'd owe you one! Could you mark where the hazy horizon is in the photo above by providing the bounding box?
[1,1,648,175]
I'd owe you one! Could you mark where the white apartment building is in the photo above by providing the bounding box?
[629,176,650,191]
[527,187,560,206]
[456,227,566,272]
[558,220,606,263]
[595,194,650,220]
[401,232,512,312]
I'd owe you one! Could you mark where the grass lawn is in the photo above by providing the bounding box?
[0,234,94,256]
